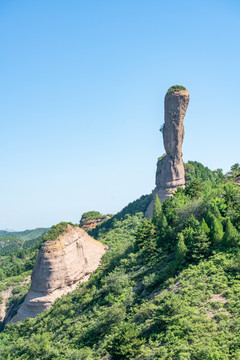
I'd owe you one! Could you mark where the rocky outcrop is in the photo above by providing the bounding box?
[11,225,106,322]
[80,211,111,231]
[80,217,110,231]
[146,86,189,216]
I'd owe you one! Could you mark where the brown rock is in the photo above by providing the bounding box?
[80,217,110,231]
[146,87,189,216]
[11,225,106,322]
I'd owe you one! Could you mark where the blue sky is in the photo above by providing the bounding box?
[0,0,240,230]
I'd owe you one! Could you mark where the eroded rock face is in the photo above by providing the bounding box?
[146,88,189,216]
[80,217,110,231]
[11,225,106,322]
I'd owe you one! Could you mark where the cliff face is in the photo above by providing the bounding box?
[146,87,189,217]
[80,217,110,231]
[11,225,106,322]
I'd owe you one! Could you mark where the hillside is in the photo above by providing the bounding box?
[0,228,49,255]
[0,162,239,359]
[0,229,49,328]
[0,228,49,240]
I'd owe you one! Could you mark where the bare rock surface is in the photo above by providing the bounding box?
[80,217,111,231]
[11,225,106,322]
[146,87,189,216]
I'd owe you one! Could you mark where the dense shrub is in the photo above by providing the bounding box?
[166,85,186,94]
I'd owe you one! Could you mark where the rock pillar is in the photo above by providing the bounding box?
[146,86,189,217]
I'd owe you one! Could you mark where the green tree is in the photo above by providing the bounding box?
[227,163,240,179]
[107,323,145,359]
[135,218,157,260]
[152,194,162,226]
[210,216,224,246]
[0,269,5,281]
[205,209,213,227]
[175,233,187,265]
[211,203,222,220]
[156,212,169,247]
[224,183,240,207]
[182,217,211,261]
[185,179,204,198]
[189,229,211,260]
[200,218,210,236]
[223,218,239,247]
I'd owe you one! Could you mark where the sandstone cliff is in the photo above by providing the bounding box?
[146,86,189,217]
[80,217,111,231]
[11,224,106,322]
[80,211,111,231]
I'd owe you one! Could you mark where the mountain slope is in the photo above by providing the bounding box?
[0,228,49,255]
[0,162,239,359]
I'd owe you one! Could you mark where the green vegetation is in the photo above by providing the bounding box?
[80,211,110,227]
[0,228,49,241]
[0,228,49,255]
[167,85,186,94]
[0,229,48,329]
[88,194,151,239]
[81,211,107,220]
[227,163,240,180]
[42,222,74,243]
[184,160,223,184]
[158,154,166,161]
[0,235,45,256]
[0,162,239,359]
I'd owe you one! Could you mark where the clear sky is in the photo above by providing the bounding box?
[0,0,240,230]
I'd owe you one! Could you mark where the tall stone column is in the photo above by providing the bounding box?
[146,86,189,217]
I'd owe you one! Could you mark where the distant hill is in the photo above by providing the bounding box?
[0,228,49,240]
[0,228,49,255]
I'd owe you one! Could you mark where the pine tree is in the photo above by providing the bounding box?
[135,218,157,259]
[210,216,224,246]
[156,213,169,248]
[223,218,239,247]
[200,218,210,236]
[205,209,216,228]
[160,213,168,228]
[189,229,211,260]
[211,203,222,221]
[182,217,211,261]
[175,233,187,265]
[152,195,162,226]
[185,179,204,198]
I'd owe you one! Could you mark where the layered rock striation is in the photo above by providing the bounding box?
[146,86,189,217]
[11,224,106,322]
[80,215,111,231]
